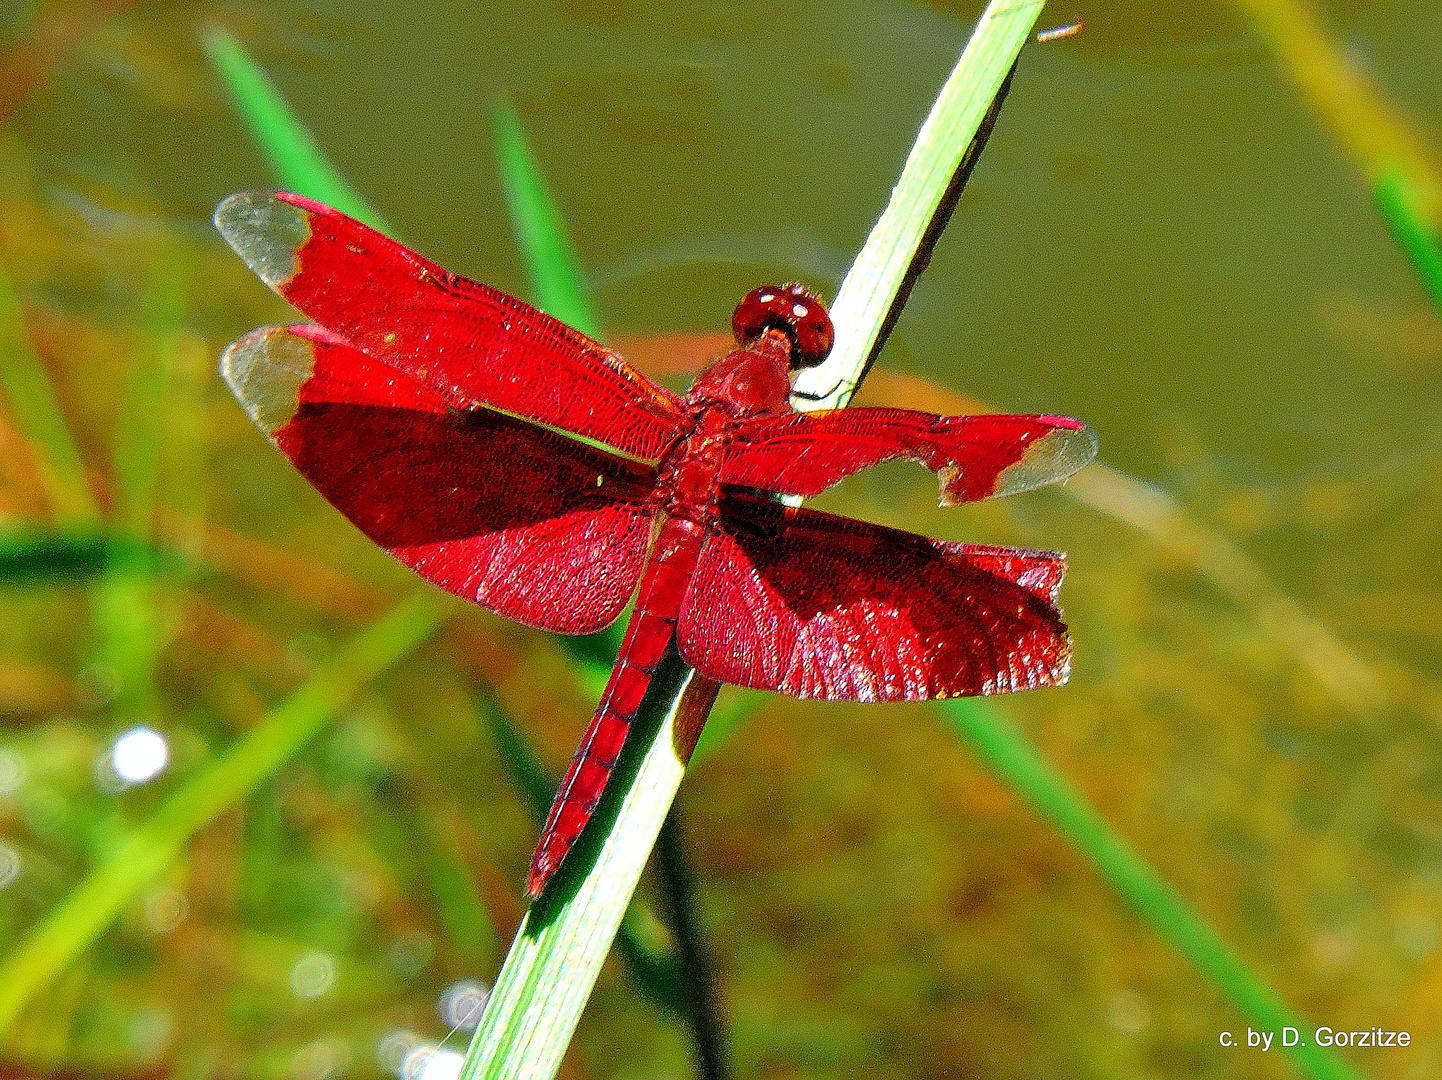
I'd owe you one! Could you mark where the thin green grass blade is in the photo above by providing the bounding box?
[93,249,191,720]
[403,799,501,967]
[482,699,556,823]
[1375,167,1442,317]
[459,5,1042,1077]
[943,697,1365,1080]
[110,251,188,537]
[490,101,599,338]
[155,331,213,564]
[1229,0,1442,234]
[460,654,701,1080]
[201,26,392,233]
[0,589,448,1036]
[791,1,1043,408]
[481,696,686,1015]
[0,263,99,526]
[487,104,697,1018]
[0,533,164,580]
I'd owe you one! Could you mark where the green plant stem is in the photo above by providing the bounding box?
[110,252,189,536]
[202,26,392,233]
[1375,167,1442,318]
[460,4,1044,1078]
[488,91,722,1048]
[459,650,703,1080]
[653,814,728,1080]
[376,777,500,967]
[490,101,599,338]
[0,533,164,580]
[479,691,687,1015]
[0,263,99,526]
[0,590,448,1036]
[791,7,1039,408]
[94,249,192,721]
[944,698,1365,1080]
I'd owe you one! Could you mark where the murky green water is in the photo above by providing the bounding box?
[19,0,1441,483]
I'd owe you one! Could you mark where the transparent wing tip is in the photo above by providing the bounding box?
[214,191,310,289]
[220,324,319,437]
[992,419,1098,499]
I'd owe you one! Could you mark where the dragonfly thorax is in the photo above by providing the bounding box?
[685,334,793,418]
[683,282,834,418]
[652,403,728,521]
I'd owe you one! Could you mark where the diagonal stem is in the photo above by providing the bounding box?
[458,4,1046,1078]
[654,814,730,1080]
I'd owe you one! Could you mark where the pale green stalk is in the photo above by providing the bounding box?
[791,3,1041,408]
[458,4,1045,1077]
[0,263,99,525]
[460,659,702,1078]
[202,26,392,233]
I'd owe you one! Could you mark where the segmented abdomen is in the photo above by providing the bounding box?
[525,515,705,897]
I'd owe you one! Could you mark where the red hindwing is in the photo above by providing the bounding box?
[677,492,1070,701]
[222,324,655,634]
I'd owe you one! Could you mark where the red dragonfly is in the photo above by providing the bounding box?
[214,192,1097,897]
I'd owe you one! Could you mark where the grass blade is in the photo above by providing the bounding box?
[487,104,708,1022]
[0,263,99,526]
[0,589,449,1036]
[1227,0,1442,319]
[490,101,600,338]
[0,533,163,580]
[459,653,707,1080]
[944,697,1366,1080]
[482,696,687,1017]
[1229,0,1442,231]
[110,251,188,537]
[201,26,393,233]
[459,4,1041,1077]
[92,248,192,721]
[792,2,1043,407]
[1374,168,1442,317]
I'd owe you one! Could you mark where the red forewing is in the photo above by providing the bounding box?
[214,192,685,461]
[677,492,1071,701]
[720,409,1097,504]
[222,324,656,634]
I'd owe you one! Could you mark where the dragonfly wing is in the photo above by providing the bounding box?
[222,324,655,633]
[214,192,685,461]
[720,408,1096,503]
[677,493,1071,701]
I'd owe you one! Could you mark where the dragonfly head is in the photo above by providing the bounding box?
[732,283,834,370]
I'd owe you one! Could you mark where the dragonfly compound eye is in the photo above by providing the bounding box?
[731,283,835,369]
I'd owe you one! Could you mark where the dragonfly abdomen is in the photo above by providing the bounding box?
[526,516,705,897]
